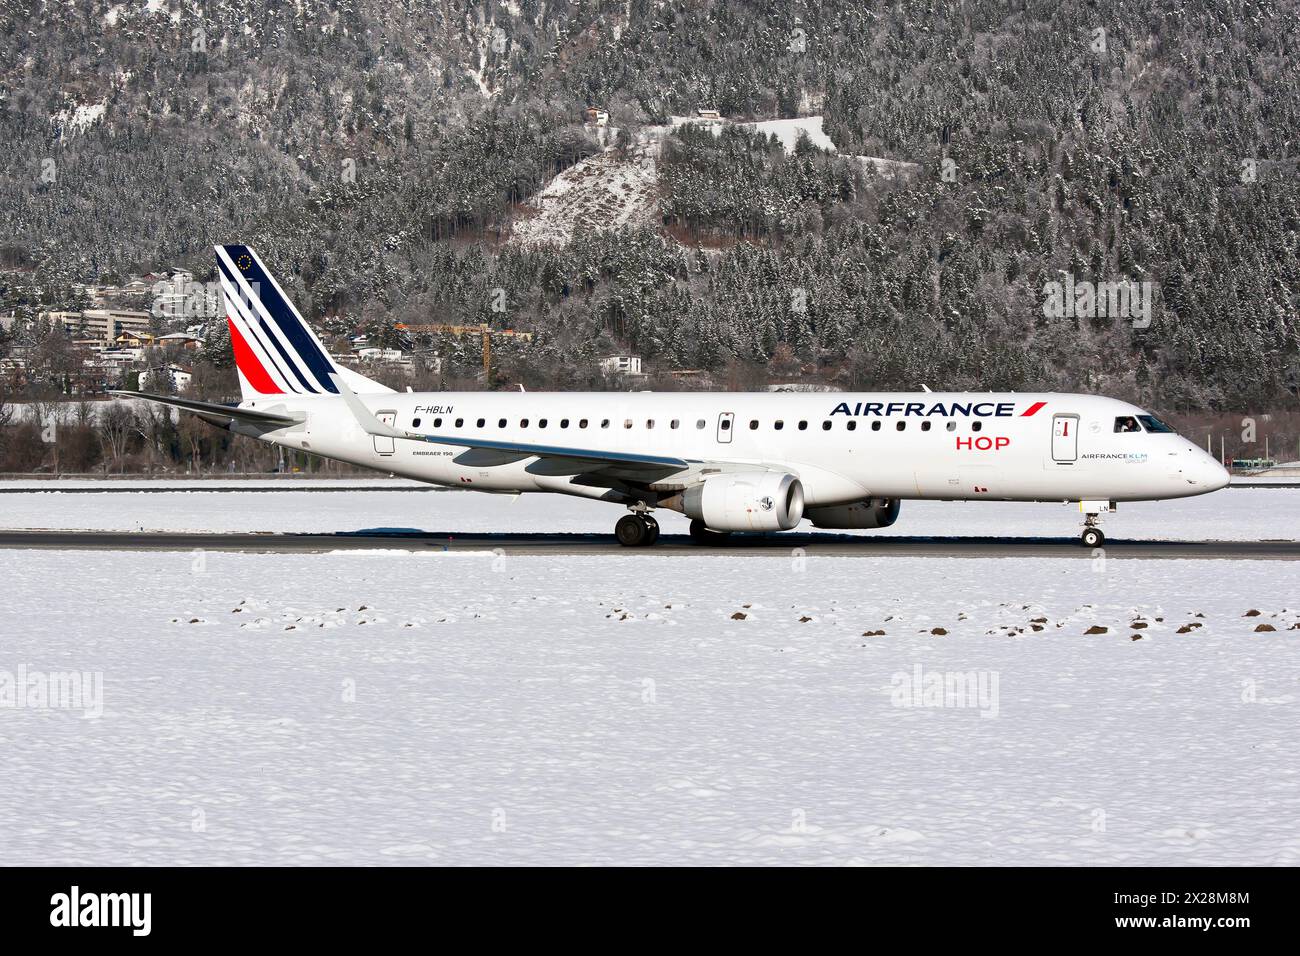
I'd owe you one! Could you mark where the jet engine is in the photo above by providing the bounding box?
[805,498,900,529]
[663,472,805,532]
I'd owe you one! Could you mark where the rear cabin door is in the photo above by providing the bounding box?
[716,412,735,443]
[1052,413,1078,463]
[374,410,397,455]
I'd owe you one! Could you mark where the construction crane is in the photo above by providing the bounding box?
[394,323,533,381]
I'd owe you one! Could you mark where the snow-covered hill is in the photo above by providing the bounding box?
[509,128,666,247]
[510,116,918,247]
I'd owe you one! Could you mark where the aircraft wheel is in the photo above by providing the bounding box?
[1081,527,1105,548]
[616,513,649,547]
[641,514,660,545]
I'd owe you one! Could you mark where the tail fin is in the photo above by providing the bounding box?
[215,244,391,400]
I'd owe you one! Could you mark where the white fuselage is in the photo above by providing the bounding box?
[239,390,1229,509]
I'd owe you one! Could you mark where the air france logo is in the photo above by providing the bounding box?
[830,400,1044,418]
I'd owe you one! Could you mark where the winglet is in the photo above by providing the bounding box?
[330,373,404,439]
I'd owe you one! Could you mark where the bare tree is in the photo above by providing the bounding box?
[98,402,135,474]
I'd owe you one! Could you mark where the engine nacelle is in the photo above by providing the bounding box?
[667,472,805,532]
[805,498,900,530]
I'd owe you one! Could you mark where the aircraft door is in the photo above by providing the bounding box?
[374,410,397,455]
[1052,413,1078,463]
[716,412,734,443]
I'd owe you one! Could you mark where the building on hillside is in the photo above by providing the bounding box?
[600,354,645,376]
[157,332,204,350]
[139,364,193,392]
[583,106,610,127]
[0,355,28,388]
[45,311,83,332]
[695,107,722,121]
[114,330,156,348]
[78,309,151,343]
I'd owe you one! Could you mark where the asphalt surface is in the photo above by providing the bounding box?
[0,529,1296,559]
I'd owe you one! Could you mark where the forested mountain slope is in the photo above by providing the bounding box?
[1,0,1297,407]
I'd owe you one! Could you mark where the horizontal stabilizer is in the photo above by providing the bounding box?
[109,390,300,426]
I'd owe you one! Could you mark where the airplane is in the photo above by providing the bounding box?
[115,244,1231,548]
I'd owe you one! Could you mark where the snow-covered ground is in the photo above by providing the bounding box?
[0,548,1296,865]
[0,481,1296,541]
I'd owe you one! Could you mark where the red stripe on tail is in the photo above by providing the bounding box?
[228,318,283,394]
[1020,401,1047,417]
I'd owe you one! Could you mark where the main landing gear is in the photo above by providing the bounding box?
[615,512,659,547]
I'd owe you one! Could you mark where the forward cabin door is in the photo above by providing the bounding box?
[1052,413,1078,463]
[374,410,397,455]
[716,412,734,443]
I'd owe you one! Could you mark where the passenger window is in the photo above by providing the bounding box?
[896,421,905,431]
[971,421,981,432]
[647,420,655,429]
[847,421,857,431]
[498,418,507,428]
[1114,416,1141,433]
[822,421,832,431]
[579,419,588,428]
[670,419,680,429]
[455,418,463,428]
[748,420,759,430]
[871,421,881,431]
[774,420,784,430]
[720,419,731,431]
[520,419,529,428]
[412,418,422,428]
[560,419,569,428]
[601,419,610,428]
[433,418,442,428]
[696,419,706,429]
[798,421,808,431]
[477,418,485,428]
[624,419,634,429]
[921,420,931,431]
[946,421,956,432]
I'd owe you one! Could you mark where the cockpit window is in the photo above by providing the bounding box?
[1113,416,1142,433]
[1137,414,1176,434]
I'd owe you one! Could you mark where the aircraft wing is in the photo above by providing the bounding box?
[331,375,691,473]
[109,390,301,427]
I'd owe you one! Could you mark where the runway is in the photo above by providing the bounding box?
[0,529,1296,559]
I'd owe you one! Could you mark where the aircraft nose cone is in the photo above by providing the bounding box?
[1207,459,1231,491]
[1192,453,1230,491]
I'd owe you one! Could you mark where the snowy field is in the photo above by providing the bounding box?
[1,479,1297,541]
[1,544,1298,866]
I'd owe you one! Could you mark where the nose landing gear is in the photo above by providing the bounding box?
[615,511,660,547]
[1077,500,1114,548]
[1081,522,1105,548]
